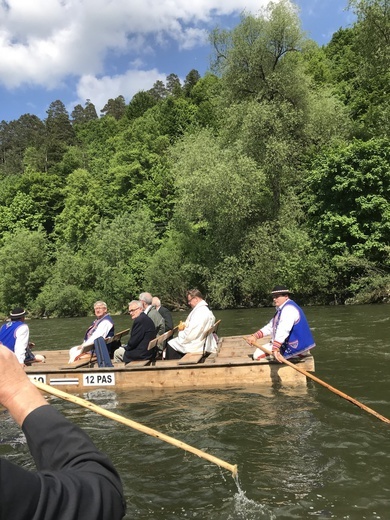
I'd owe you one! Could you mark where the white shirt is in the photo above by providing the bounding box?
[14,323,30,364]
[168,300,217,354]
[260,299,300,345]
[81,316,113,347]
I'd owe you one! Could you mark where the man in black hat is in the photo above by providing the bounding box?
[245,285,315,362]
[0,308,45,365]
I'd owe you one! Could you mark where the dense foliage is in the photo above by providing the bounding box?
[0,0,389,316]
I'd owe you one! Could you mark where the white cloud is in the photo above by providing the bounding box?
[73,69,167,114]
[0,0,273,90]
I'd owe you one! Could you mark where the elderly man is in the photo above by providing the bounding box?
[0,308,45,365]
[166,289,217,360]
[246,285,316,363]
[113,300,156,363]
[68,301,114,363]
[152,296,173,332]
[139,292,165,337]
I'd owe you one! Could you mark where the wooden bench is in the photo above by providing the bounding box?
[177,352,204,365]
[62,356,97,370]
[124,359,151,368]
[147,329,174,351]
[69,327,130,358]
[122,329,176,366]
[62,328,130,370]
[106,328,130,345]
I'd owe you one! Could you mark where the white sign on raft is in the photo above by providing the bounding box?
[83,373,116,386]
[28,374,47,384]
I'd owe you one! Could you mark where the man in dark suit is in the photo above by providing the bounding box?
[152,296,173,332]
[113,300,156,363]
[0,344,126,519]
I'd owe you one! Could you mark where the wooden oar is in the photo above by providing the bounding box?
[32,379,238,477]
[246,338,390,424]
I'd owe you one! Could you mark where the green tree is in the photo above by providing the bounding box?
[166,73,182,96]
[306,138,390,301]
[100,95,126,120]
[54,168,103,248]
[84,99,98,121]
[307,138,390,263]
[45,100,75,171]
[126,91,157,121]
[71,104,86,125]
[34,246,94,317]
[0,115,45,175]
[171,129,268,265]
[148,80,167,101]
[39,208,160,315]
[0,229,52,313]
[183,69,201,97]
[211,0,304,104]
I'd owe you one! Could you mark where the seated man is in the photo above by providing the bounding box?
[114,300,156,363]
[68,301,114,363]
[152,296,174,352]
[246,285,316,363]
[0,308,45,365]
[139,292,165,337]
[166,289,217,360]
[152,296,173,332]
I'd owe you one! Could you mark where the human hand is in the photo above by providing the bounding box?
[0,345,47,425]
[178,321,186,331]
[273,350,284,363]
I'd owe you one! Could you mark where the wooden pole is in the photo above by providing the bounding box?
[32,379,238,477]
[246,338,390,424]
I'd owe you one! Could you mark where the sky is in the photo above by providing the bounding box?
[0,0,356,123]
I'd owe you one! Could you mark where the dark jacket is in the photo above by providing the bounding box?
[0,405,125,520]
[158,305,173,332]
[124,312,156,362]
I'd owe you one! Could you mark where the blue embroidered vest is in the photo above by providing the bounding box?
[0,321,23,351]
[274,300,315,358]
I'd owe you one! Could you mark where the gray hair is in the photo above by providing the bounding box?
[94,300,107,308]
[128,300,143,310]
[139,292,152,305]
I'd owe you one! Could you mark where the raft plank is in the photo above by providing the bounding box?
[125,360,151,368]
[25,338,315,392]
[177,353,204,365]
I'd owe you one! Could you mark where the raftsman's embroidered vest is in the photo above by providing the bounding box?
[0,321,23,352]
[84,315,114,341]
[274,300,315,358]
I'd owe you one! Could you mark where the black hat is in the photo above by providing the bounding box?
[10,307,27,319]
[271,285,291,295]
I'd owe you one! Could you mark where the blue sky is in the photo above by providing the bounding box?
[0,0,356,123]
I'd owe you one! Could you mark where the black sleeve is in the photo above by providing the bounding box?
[160,307,173,331]
[0,405,125,520]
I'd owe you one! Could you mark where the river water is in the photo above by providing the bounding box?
[1,305,389,519]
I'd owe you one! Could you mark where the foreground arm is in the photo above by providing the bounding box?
[0,346,126,520]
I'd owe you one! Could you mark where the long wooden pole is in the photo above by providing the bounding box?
[246,338,390,424]
[32,380,238,477]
